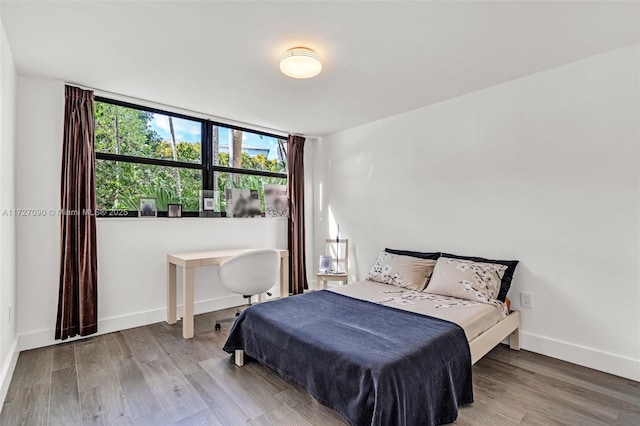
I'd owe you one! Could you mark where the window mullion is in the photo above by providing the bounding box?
[202,121,213,191]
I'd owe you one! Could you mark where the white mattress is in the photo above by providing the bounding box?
[329,281,508,341]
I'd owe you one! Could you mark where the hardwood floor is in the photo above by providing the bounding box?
[2,308,639,425]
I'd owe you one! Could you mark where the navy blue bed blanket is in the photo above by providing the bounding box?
[223,290,473,426]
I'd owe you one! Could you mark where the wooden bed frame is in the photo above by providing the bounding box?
[470,309,520,364]
[232,309,520,367]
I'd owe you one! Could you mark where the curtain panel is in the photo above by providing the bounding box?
[287,135,308,294]
[55,85,98,340]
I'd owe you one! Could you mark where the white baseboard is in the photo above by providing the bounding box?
[18,294,245,352]
[0,338,19,404]
[520,331,640,382]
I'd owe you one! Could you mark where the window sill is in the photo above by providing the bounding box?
[96,215,288,221]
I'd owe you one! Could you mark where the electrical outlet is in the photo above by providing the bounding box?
[520,292,533,308]
[8,304,12,323]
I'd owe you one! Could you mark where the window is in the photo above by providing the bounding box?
[94,97,287,217]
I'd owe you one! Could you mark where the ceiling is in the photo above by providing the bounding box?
[1,1,638,136]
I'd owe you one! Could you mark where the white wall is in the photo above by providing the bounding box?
[313,44,640,381]
[0,15,18,403]
[15,76,289,350]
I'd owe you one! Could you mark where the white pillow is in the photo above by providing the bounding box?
[427,257,507,303]
[366,251,436,292]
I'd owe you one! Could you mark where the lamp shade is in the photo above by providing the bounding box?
[280,48,322,79]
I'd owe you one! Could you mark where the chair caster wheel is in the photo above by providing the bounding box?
[235,312,240,317]
[215,323,221,331]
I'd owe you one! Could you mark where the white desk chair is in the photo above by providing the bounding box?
[214,249,280,331]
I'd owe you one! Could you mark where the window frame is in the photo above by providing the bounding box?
[94,96,288,218]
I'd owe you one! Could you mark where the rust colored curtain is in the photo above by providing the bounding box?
[287,135,308,294]
[55,86,98,340]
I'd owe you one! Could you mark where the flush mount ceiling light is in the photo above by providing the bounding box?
[279,47,322,79]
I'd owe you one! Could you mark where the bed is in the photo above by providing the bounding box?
[223,280,520,426]
[331,281,521,364]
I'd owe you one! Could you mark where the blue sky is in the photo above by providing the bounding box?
[150,113,281,159]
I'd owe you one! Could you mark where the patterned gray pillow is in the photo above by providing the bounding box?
[427,257,508,303]
[366,251,436,292]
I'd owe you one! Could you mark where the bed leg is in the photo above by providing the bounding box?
[234,350,245,367]
[509,327,521,351]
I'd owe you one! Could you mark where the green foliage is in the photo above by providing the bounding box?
[155,141,201,163]
[219,152,229,166]
[94,102,286,213]
[95,102,201,211]
[95,160,201,211]
[95,102,160,156]
[218,151,284,172]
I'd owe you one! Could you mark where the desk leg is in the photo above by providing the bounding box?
[280,256,289,298]
[182,267,195,339]
[258,293,266,303]
[167,262,177,324]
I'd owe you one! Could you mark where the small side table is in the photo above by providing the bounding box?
[316,272,348,289]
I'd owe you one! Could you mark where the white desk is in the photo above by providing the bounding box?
[167,248,289,338]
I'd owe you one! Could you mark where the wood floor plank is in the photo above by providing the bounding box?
[104,333,133,362]
[455,406,515,426]
[79,386,111,426]
[185,370,252,424]
[477,357,621,424]
[617,408,640,426]
[247,404,313,426]
[120,327,166,364]
[149,323,208,376]
[49,366,81,426]
[468,376,526,424]
[173,409,223,426]
[79,381,133,426]
[274,387,347,425]
[7,348,52,394]
[112,358,161,420]
[508,350,640,405]
[51,344,75,372]
[128,408,174,426]
[198,357,283,420]
[520,402,609,426]
[244,362,289,395]
[0,383,50,426]
[136,355,206,423]
[75,340,117,393]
